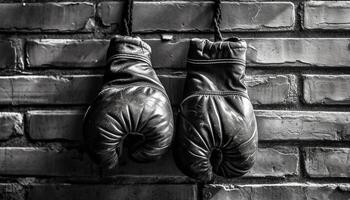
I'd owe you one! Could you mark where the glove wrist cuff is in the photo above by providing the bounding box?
[183,38,248,95]
[103,36,162,87]
[187,38,247,61]
[107,35,152,63]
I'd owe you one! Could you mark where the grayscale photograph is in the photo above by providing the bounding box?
[0,0,349,199]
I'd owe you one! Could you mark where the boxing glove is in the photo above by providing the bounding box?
[173,38,258,182]
[83,35,174,169]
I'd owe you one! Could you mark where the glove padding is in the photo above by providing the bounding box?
[84,36,174,169]
[174,38,258,182]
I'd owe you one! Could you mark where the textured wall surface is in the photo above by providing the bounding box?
[0,0,349,199]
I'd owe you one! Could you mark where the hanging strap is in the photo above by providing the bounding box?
[122,0,134,36]
[212,0,223,41]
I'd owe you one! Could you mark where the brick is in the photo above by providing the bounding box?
[304,1,350,30]
[303,75,350,105]
[104,147,299,178]
[0,75,103,105]
[0,74,295,105]
[27,110,350,142]
[158,75,185,105]
[103,150,184,177]
[0,3,94,31]
[0,183,24,200]
[203,183,350,200]
[255,110,350,141]
[245,75,297,105]
[25,38,350,68]
[0,147,96,176]
[25,39,189,69]
[246,38,350,67]
[151,38,350,68]
[98,2,295,32]
[26,40,108,68]
[28,184,197,200]
[304,147,350,178]
[0,41,16,69]
[21,111,301,178]
[27,110,84,140]
[0,112,23,140]
[147,39,189,69]
[246,147,299,177]
[305,184,350,200]
[10,112,183,176]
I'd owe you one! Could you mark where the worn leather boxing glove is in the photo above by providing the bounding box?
[83,35,174,169]
[173,38,258,182]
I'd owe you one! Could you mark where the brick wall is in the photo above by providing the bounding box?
[0,1,349,200]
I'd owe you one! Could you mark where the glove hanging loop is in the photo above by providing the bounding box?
[212,0,223,41]
[122,0,134,36]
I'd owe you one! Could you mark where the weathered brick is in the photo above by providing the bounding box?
[28,184,197,200]
[204,184,304,200]
[25,38,187,69]
[246,38,350,67]
[13,111,300,178]
[27,110,84,140]
[0,41,16,69]
[150,38,350,68]
[26,40,108,68]
[147,39,189,69]
[103,150,184,177]
[245,75,297,105]
[24,39,192,69]
[158,75,185,105]
[28,110,350,143]
[246,147,299,177]
[304,1,350,30]
[0,74,296,105]
[25,38,350,68]
[26,39,187,69]
[0,3,94,31]
[303,75,350,105]
[0,183,24,200]
[105,147,298,178]
[256,110,350,141]
[151,38,350,68]
[304,147,350,178]
[203,183,350,200]
[305,184,350,200]
[98,2,295,31]
[0,147,96,176]
[0,75,103,105]
[0,112,23,140]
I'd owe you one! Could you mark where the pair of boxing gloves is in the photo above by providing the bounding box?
[83,35,258,182]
